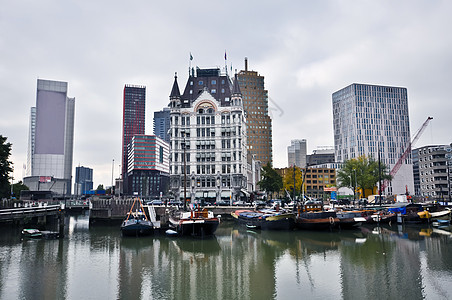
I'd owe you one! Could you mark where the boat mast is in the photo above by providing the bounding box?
[183,133,187,211]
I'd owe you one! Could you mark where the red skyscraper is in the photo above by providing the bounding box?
[122,84,146,194]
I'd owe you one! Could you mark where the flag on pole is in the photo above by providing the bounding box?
[224,50,227,60]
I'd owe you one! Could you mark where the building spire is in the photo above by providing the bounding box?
[170,72,181,99]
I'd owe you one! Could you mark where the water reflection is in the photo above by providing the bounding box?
[1,215,452,299]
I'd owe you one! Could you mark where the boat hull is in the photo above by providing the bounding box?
[121,220,154,237]
[233,210,295,230]
[296,211,338,230]
[175,219,220,237]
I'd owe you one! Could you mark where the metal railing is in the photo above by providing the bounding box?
[0,205,61,221]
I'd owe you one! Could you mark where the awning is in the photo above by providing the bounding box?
[208,191,216,198]
[195,192,203,198]
[241,190,250,196]
[221,191,231,198]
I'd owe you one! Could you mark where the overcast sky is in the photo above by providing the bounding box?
[1,0,451,188]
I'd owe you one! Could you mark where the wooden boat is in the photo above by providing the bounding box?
[430,209,451,220]
[370,210,397,224]
[296,202,339,230]
[388,203,432,224]
[336,211,367,229]
[121,198,154,237]
[169,205,220,237]
[231,209,295,230]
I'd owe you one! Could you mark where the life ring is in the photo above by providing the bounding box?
[329,217,334,224]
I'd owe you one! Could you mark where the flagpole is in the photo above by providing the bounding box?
[189,52,191,77]
[224,50,227,76]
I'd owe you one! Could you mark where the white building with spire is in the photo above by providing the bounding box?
[168,67,248,204]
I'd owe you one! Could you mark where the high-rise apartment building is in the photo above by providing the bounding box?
[237,58,272,165]
[168,67,248,203]
[121,84,146,194]
[74,166,93,196]
[153,107,170,143]
[127,135,170,198]
[412,144,452,201]
[288,139,307,168]
[332,83,413,195]
[24,79,75,195]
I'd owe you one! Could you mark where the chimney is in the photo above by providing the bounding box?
[245,57,248,71]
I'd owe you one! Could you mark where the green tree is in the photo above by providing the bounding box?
[337,155,392,198]
[12,181,29,199]
[283,166,303,200]
[258,162,283,200]
[96,184,105,191]
[0,135,13,198]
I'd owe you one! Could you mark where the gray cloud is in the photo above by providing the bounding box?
[1,0,451,186]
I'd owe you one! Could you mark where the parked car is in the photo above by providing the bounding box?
[146,199,163,206]
[168,200,183,206]
[252,200,267,208]
[338,199,351,205]
[358,198,368,206]
[233,200,250,206]
[215,200,230,206]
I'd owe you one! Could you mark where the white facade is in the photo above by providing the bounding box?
[332,83,413,195]
[288,139,307,168]
[169,72,248,203]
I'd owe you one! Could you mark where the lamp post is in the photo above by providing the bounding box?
[10,166,14,200]
[353,168,357,205]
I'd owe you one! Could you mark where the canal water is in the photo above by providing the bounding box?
[1,212,452,300]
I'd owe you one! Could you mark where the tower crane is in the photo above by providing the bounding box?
[380,116,433,191]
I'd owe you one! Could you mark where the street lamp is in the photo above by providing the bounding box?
[353,168,357,205]
[10,166,14,200]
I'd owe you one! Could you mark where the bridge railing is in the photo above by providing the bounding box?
[0,205,61,221]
